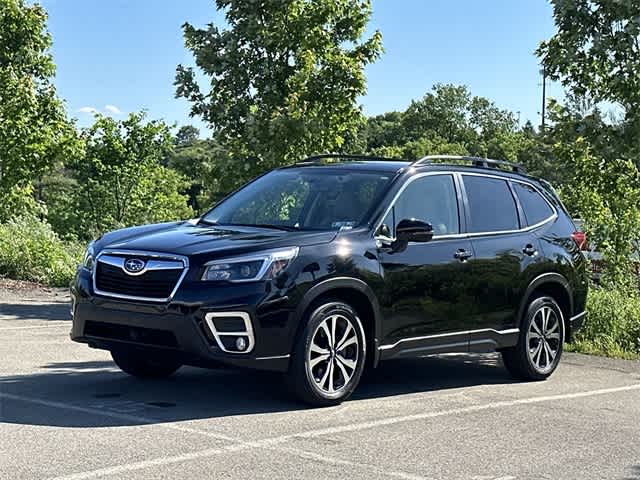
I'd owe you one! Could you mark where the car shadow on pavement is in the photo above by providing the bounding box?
[0,353,515,428]
[625,465,640,480]
[0,302,71,321]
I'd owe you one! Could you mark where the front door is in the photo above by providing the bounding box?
[376,173,475,352]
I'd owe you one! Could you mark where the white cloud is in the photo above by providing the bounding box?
[104,104,123,115]
[78,106,99,114]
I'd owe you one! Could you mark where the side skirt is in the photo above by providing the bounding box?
[378,328,520,360]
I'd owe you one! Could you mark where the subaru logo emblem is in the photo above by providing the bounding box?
[124,258,146,274]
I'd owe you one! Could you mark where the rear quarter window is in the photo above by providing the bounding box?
[512,182,555,226]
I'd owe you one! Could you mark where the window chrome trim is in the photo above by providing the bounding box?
[378,328,520,351]
[373,171,461,241]
[204,311,255,354]
[373,170,558,241]
[92,249,189,303]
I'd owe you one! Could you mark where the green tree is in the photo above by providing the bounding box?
[400,84,517,151]
[166,132,230,213]
[556,137,640,286]
[538,0,640,122]
[174,125,200,147]
[175,0,383,191]
[0,0,78,220]
[539,0,640,286]
[70,113,193,237]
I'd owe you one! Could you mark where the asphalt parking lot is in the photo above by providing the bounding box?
[1,287,639,480]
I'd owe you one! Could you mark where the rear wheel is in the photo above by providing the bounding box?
[286,301,366,406]
[502,296,565,381]
[111,350,181,379]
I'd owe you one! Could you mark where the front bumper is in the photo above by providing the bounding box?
[70,267,295,372]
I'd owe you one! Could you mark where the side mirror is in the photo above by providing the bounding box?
[395,218,434,247]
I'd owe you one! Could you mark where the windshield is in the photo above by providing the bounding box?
[202,169,393,231]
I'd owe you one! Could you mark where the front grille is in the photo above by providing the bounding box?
[84,320,178,347]
[94,252,187,301]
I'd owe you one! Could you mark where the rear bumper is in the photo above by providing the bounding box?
[568,311,586,339]
[70,267,295,372]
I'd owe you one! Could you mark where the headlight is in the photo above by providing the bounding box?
[201,247,299,282]
[82,242,95,270]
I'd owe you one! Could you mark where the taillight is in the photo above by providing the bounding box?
[571,231,588,251]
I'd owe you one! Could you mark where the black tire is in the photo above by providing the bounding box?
[111,350,182,379]
[286,300,366,406]
[502,296,565,381]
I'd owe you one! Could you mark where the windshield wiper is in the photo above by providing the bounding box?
[225,223,301,232]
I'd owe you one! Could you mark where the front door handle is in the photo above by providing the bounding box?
[523,244,538,256]
[454,249,473,261]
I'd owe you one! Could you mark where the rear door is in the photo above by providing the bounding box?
[460,174,545,341]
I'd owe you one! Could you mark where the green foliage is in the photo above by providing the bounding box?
[175,0,383,191]
[555,137,640,286]
[165,128,230,212]
[0,0,79,221]
[538,0,640,120]
[69,112,193,238]
[36,169,79,238]
[358,84,530,163]
[570,287,640,359]
[0,215,82,287]
[0,183,46,221]
[174,125,200,146]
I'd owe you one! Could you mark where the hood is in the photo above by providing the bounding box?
[95,220,337,258]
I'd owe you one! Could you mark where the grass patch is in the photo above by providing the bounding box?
[568,287,640,360]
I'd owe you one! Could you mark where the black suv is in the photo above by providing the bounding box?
[71,154,588,406]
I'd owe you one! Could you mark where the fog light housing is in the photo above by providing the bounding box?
[235,337,248,351]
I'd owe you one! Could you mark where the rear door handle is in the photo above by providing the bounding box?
[454,249,473,261]
[523,244,537,256]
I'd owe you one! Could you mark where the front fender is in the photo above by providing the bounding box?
[293,276,384,367]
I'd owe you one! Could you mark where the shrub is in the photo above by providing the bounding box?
[0,215,83,287]
[570,287,640,359]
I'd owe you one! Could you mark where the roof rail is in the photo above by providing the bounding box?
[297,153,406,165]
[413,155,526,174]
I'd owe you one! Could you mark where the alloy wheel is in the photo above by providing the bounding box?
[526,305,562,374]
[306,314,359,395]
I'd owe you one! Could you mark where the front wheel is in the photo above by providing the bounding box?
[111,350,182,379]
[286,301,366,406]
[502,296,565,381]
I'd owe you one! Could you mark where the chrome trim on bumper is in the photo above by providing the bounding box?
[255,354,290,360]
[204,311,255,354]
[570,311,586,323]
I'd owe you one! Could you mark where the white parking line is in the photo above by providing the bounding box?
[0,392,239,443]
[0,322,70,330]
[2,383,638,480]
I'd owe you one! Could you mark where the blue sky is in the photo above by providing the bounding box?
[41,0,563,136]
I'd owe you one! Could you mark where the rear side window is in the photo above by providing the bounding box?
[463,175,519,233]
[512,182,554,226]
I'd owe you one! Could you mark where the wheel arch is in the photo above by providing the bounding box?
[518,273,573,338]
[294,277,383,368]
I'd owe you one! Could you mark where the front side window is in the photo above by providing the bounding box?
[202,169,392,231]
[512,182,554,226]
[380,174,460,237]
[463,175,519,233]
